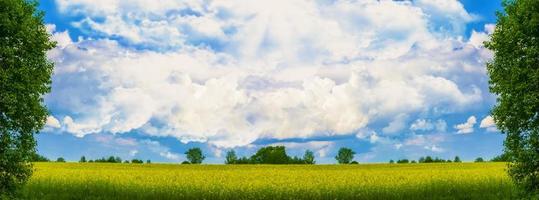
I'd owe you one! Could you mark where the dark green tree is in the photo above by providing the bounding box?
[250,146,289,164]
[0,0,55,196]
[453,156,462,163]
[303,150,315,164]
[185,148,205,164]
[79,156,86,163]
[29,152,49,162]
[474,157,484,163]
[56,157,65,162]
[335,148,355,164]
[225,150,238,164]
[491,152,511,162]
[485,0,539,195]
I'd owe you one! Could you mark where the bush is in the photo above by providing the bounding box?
[131,159,144,164]
[56,157,66,162]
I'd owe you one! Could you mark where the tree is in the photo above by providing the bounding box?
[29,152,49,162]
[491,152,511,162]
[0,0,55,196]
[56,157,65,162]
[475,157,484,163]
[185,148,205,164]
[485,0,539,195]
[453,156,462,163]
[79,156,87,163]
[397,159,409,164]
[389,160,395,164]
[146,160,151,164]
[335,148,355,164]
[250,146,289,164]
[225,150,238,164]
[303,150,315,164]
[131,159,143,164]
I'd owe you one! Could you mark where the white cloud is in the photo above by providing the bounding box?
[455,116,477,134]
[45,116,61,129]
[479,115,498,132]
[46,0,491,147]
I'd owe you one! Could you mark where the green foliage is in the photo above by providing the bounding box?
[56,157,65,163]
[181,161,190,165]
[250,146,289,164]
[146,160,151,164]
[131,159,144,164]
[225,150,238,164]
[0,0,55,196]
[485,0,539,196]
[335,148,355,164]
[350,161,359,164]
[475,157,485,163]
[225,147,316,164]
[94,156,123,163]
[79,156,86,163]
[454,156,462,163]
[491,152,511,162]
[29,152,49,162]
[389,160,395,164]
[416,156,458,163]
[396,159,409,164]
[185,148,205,164]
[302,150,315,164]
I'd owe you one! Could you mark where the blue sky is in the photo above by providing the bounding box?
[38,0,504,163]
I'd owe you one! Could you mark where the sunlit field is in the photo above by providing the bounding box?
[22,162,517,200]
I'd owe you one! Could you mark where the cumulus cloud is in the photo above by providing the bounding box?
[455,116,477,134]
[45,0,491,148]
[479,116,498,132]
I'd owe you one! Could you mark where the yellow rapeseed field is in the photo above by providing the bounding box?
[23,162,517,199]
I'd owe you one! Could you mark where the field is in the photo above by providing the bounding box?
[23,162,518,200]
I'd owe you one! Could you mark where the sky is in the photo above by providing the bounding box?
[37,0,505,164]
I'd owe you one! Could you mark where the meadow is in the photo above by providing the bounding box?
[23,162,518,200]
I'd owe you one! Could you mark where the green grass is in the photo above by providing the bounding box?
[22,162,518,200]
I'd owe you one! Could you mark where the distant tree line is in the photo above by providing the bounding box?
[29,151,510,165]
[389,155,507,164]
[224,146,316,164]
